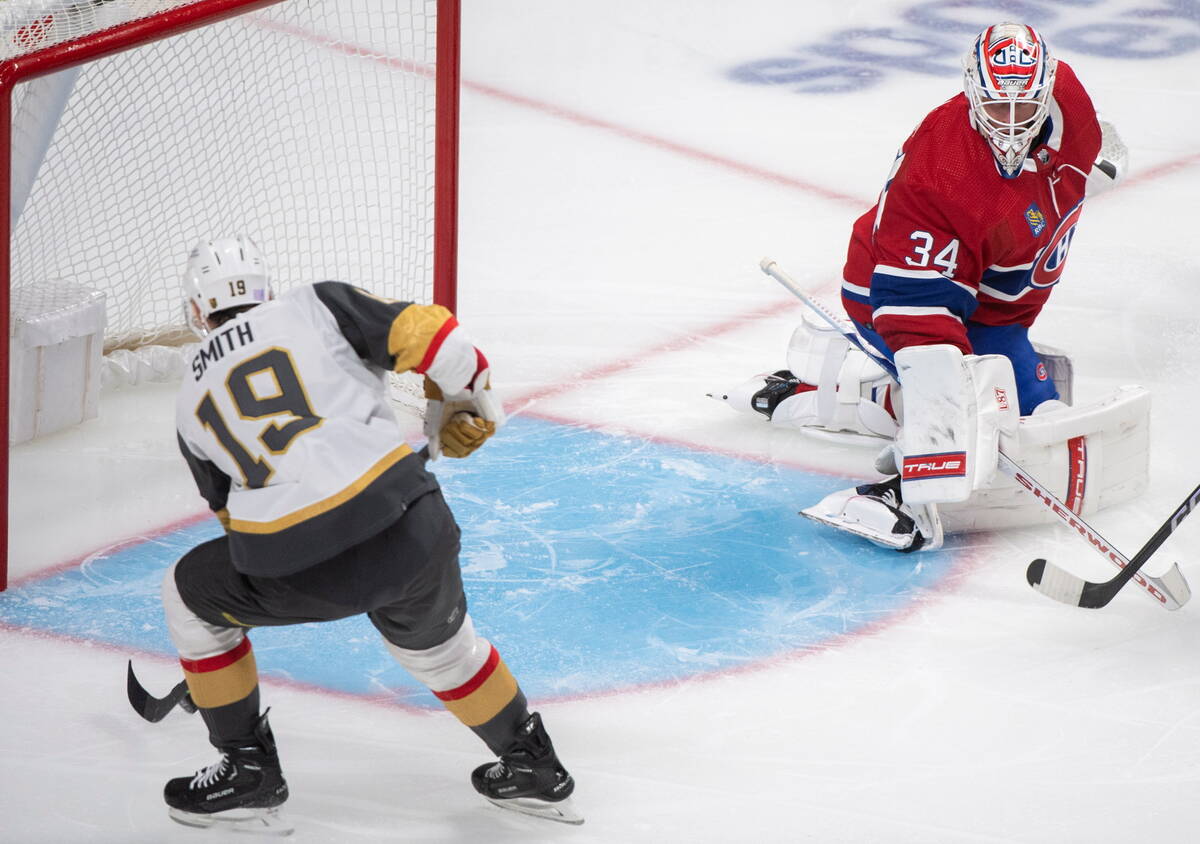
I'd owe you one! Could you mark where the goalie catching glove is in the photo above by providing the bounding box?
[424,369,505,460]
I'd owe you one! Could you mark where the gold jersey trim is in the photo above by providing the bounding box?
[227,444,413,535]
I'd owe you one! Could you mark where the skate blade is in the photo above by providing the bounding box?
[799,506,915,551]
[168,806,294,836]
[484,795,584,825]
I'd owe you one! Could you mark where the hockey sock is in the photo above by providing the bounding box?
[431,643,530,755]
[180,637,263,748]
[196,687,262,749]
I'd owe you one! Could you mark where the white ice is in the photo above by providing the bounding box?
[4,1,1200,841]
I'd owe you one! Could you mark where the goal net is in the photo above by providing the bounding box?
[1,0,460,588]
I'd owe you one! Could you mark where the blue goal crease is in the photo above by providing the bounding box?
[0,416,956,707]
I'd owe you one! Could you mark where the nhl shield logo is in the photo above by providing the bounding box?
[1025,203,1046,236]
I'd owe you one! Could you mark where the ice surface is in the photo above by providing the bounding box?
[4,2,1200,842]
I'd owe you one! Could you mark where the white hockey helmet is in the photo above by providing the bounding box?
[182,235,272,334]
[962,23,1057,178]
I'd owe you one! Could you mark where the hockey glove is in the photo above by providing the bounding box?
[423,370,505,460]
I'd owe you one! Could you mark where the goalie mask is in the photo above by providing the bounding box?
[182,235,272,336]
[963,23,1057,179]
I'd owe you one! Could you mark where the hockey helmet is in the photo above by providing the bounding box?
[182,235,272,334]
[962,23,1057,178]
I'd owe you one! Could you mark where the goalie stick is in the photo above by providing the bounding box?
[758,258,1191,610]
[127,661,197,723]
[1024,480,1198,610]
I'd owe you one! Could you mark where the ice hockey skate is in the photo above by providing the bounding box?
[163,712,292,835]
[471,712,583,825]
[802,475,942,552]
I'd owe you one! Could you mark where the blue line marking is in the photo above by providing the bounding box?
[0,416,956,707]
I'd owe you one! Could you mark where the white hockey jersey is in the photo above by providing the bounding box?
[175,281,473,577]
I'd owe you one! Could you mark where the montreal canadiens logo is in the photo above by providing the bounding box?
[1030,201,1084,288]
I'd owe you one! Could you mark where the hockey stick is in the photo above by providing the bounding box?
[127,661,197,723]
[1024,480,1198,609]
[758,258,1191,610]
[127,447,433,725]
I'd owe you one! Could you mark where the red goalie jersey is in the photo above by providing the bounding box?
[841,60,1102,355]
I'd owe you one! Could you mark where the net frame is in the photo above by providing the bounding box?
[0,0,460,590]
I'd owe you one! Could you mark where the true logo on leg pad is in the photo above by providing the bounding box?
[902,452,967,481]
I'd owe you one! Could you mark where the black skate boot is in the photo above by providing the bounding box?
[854,475,926,551]
[749,370,813,420]
[471,712,582,825]
[164,711,291,835]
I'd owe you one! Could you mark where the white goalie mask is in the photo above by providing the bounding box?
[182,235,272,336]
[962,23,1057,179]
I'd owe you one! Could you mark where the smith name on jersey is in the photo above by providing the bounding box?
[176,281,469,577]
[841,60,1102,355]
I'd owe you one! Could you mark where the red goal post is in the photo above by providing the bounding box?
[0,0,461,591]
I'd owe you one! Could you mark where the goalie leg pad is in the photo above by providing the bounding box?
[895,345,1019,506]
[710,311,898,438]
[940,385,1151,533]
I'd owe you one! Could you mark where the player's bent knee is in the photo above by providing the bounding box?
[384,613,492,693]
[161,562,245,660]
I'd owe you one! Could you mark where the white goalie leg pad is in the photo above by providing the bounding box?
[161,562,245,659]
[714,312,898,438]
[784,312,898,436]
[895,346,1018,506]
[710,316,897,439]
[384,613,492,693]
[785,311,850,407]
[968,354,1020,488]
[940,385,1151,532]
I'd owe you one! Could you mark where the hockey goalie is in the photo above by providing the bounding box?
[715,22,1147,552]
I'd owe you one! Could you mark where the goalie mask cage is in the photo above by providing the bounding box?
[0,0,461,591]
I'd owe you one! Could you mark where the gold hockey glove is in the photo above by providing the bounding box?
[424,373,504,459]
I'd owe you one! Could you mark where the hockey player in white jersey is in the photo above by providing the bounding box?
[153,236,580,829]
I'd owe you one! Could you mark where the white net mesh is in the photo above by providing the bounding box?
[9,0,443,352]
[1,1,200,59]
